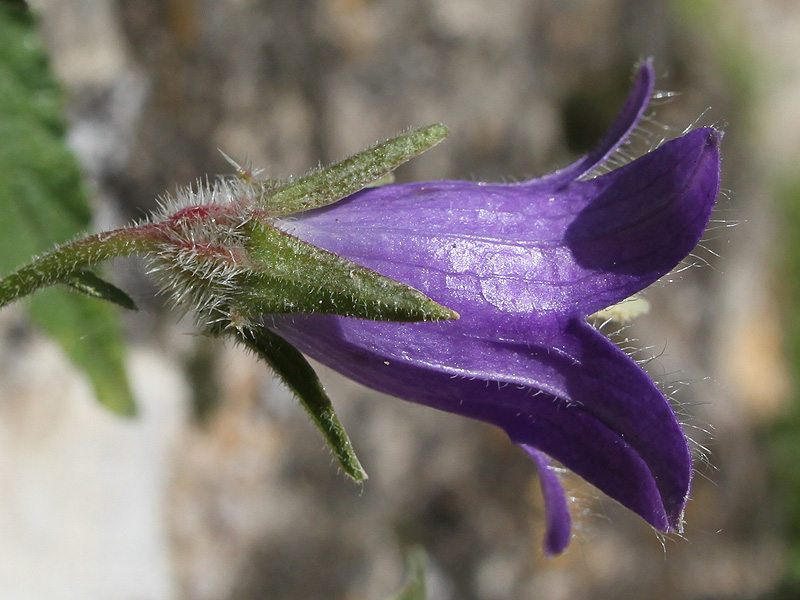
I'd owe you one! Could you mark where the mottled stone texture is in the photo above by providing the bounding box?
[3,0,797,599]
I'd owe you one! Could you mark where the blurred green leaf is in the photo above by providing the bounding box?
[769,176,800,584]
[0,6,134,414]
[387,548,427,600]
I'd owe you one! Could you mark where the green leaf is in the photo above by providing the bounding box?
[27,287,136,416]
[264,124,448,216]
[388,549,427,600]
[65,269,138,311]
[0,6,135,414]
[230,325,367,481]
[240,221,459,322]
[1,2,29,13]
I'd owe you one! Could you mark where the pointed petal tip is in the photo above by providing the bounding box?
[521,445,573,556]
[565,123,722,294]
[688,125,723,149]
[636,56,655,82]
[664,487,690,534]
[544,534,571,558]
[634,452,690,536]
[681,127,723,166]
[704,127,724,148]
[525,60,656,188]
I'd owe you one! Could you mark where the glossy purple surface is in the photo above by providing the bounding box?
[269,60,722,554]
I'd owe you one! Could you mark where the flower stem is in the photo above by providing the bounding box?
[0,224,166,308]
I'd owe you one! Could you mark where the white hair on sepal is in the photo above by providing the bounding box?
[148,172,272,229]
[147,245,243,325]
[142,175,264,328]
[217,149,267,182]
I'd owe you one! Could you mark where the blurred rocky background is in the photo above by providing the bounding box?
[1,0,799,598]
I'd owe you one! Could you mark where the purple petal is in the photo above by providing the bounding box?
[554,318,692,530]
[564,127,723,314]
[280,128,721,332]
[521,58,655,190]
[264,61,720,553]
[520,445,572,556]
[266,313,690,533]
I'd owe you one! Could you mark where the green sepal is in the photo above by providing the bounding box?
[238,220,459,322]
[365,172,396,188]
[263,124,448,216]
[65,269,138,311]
[228,324,367,481]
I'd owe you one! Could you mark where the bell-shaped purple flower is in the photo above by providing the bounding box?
[267,59,722,555]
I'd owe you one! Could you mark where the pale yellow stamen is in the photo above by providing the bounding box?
[590,295,650,324]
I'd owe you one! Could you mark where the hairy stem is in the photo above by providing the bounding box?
[0,224,166,308]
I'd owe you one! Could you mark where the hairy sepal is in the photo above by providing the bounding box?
[263,124,449,216]
[65,269,138,311]
[240,220,459,322]
[221,323,366,481]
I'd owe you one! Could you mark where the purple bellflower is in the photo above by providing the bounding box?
[267,59,722,555]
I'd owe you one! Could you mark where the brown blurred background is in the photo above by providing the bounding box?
[1,0,798,598]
